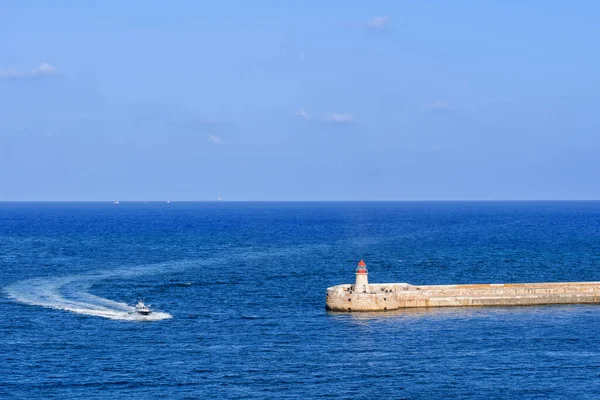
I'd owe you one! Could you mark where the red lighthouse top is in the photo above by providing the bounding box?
[356,259,367,273]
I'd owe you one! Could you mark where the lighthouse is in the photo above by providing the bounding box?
[355,260,369,293]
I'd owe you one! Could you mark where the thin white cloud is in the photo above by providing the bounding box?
[208,135,225,145]
[0,63,58,80]
[297,108,310,119]
[325,113,355,123]
[367,16,390,29]
[0,68,22,80]
[296,109,356,124]
[32,63,58,76]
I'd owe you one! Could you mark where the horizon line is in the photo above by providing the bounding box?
[1,199,599,203]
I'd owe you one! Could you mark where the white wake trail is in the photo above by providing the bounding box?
[4,263,180,321]
[4,247,325,321]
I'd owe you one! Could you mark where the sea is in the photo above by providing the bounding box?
[2,201,600,399]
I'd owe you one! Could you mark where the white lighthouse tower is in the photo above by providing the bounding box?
[355,260,369,293]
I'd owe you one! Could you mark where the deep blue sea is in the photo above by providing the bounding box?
[2,201,600,399]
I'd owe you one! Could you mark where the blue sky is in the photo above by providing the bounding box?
[1,1,599,200]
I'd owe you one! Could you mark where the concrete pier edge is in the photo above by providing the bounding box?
[326,261,600,312]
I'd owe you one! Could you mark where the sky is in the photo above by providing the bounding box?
[1,1,599,201]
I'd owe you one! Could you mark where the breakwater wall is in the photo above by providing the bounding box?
[326,281,600,312]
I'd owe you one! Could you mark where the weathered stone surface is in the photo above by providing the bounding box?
[325,282,600,312]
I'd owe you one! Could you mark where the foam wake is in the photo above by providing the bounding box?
[4,246,325,321]
[4,262,181,321]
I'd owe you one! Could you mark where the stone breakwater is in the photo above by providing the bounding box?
[325,282,600,312]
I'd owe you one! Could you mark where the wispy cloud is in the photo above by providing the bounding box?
[208,135,225,145]
[325,113,355,123]
[0,68,21,80]
[32,63,57,76]
[296,108,310,119]
[0,63,58,80]
[296,109,356,124]
[367,16,391,29]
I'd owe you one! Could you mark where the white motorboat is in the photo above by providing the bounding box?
[135,301,152,316]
